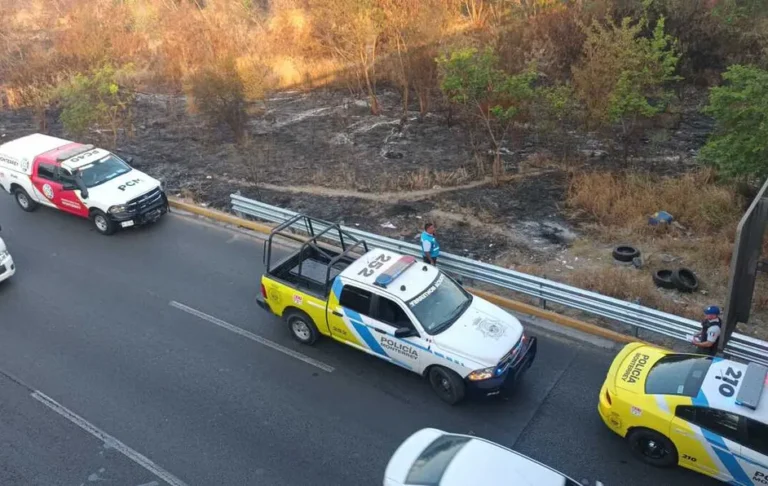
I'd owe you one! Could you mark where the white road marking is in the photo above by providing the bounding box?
[31,391,188,486]
[169,301,335,373]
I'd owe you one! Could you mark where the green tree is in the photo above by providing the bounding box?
[572,16,681,164]
[437,47,537,185]
[536,83,582,162]
[57,64,135,147]
[700,64,768,179]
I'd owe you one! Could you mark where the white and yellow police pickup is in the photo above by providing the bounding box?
[256,214,537,404]
[0,133,168,235]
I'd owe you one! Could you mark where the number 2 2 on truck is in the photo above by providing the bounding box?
[256,214,537,405]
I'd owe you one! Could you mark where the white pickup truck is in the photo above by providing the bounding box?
[0,224,14,283]
[0,134,168,235]
[257,214,538,404]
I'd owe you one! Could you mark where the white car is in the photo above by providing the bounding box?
[0,225,15,283]
[384,428,604,486]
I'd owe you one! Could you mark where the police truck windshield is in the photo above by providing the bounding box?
[407,273,471,334]
[75,155,132,188]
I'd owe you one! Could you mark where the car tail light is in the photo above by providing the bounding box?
[605,389,612,405]
[260,283,267,300]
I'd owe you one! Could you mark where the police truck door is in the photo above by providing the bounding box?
[740,417,768,486]
[363,294,424,372]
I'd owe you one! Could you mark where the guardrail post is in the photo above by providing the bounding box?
[539,277,547,310]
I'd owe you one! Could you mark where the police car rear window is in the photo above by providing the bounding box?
[405,435,471,486]
[645,355,713,397]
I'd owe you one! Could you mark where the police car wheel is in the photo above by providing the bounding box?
[14,188,37,212]
[428,366,465,405]
[286,311,319,345]
[627,428,678,468]
[91,210,116,236]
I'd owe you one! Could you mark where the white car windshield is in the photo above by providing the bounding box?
[407,273,471,335]
[74,155,132,188]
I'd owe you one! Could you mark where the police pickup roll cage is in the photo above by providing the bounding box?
[262,213,369,297]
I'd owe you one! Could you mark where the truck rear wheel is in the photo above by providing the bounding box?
[91,210,116,236]
[285,310,319,345]
[14,188,37,212]
[428,366,466,405]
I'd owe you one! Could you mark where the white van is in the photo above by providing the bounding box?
[0,134,168,235]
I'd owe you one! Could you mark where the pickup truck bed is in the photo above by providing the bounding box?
[270,245,353,298]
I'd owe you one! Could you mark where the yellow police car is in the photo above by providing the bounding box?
[598,342,768,485]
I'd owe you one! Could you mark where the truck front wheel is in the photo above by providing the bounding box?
[91,210,116,236]
[428,366,466,405]
[285,310,319,345]
[14,188,38,212]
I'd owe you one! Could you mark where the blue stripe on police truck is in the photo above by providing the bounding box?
[693,384,753,484]
[344,308,388,356]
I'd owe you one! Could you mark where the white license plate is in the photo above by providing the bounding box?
[121,220,135,228]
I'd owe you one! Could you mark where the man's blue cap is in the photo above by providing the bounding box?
[705,305,721,316]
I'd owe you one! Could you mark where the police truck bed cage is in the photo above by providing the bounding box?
[262,213,369,297]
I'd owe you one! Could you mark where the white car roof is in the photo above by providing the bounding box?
[697,357,768,424]
[384,428,578,486]
[0,134,72,171]
[343,249,441,303]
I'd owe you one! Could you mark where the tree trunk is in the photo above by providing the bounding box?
[492,149,503,186]
[417,88,429,118]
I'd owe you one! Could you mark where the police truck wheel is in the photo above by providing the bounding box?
[428,366,466,405]
[286,311,319,345]
[627,428,678,468]
[14,188,37,212]
[91,210,116,235]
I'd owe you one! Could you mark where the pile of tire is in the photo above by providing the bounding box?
[612,246,700,293]
[652,268,699,293]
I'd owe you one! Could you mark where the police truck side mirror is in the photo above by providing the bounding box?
[75,179,89,199]
[395,327,415,339]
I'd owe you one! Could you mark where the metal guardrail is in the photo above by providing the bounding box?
[231,193,768,366]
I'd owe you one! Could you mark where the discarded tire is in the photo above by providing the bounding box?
[652,269,676,289]
[613,246,641,263]
[672,268,699,293]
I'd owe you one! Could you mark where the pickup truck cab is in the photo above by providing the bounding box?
[256,214,537,405]
[0,225,15,283]
[0,133,168,235]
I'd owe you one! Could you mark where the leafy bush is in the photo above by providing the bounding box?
[437,47,537,185]
[572,16,681,162]
[700,64,768,179]
[185,60,248,143]
[56,64,135,147]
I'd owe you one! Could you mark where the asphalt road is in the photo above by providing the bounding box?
[0,201,719,486]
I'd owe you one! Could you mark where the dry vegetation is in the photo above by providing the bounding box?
[1,0,768,335]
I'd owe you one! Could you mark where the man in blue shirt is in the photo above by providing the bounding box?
[421,222,440,265]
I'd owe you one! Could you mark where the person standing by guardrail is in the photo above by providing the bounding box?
[691,305,722,357]
[421,222,440,265]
